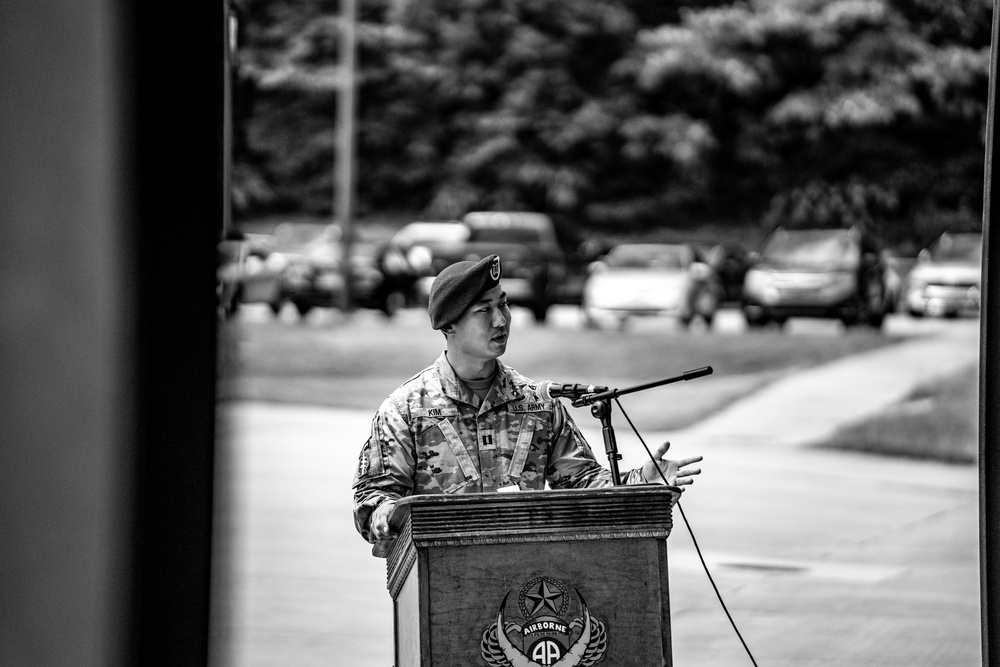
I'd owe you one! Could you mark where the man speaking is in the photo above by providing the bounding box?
[351,254,703,545]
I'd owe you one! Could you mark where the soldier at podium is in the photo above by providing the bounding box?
[352,254,703,545]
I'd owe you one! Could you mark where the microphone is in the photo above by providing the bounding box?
[538,380,610,401]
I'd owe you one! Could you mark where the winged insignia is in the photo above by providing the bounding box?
[480,591,608,667]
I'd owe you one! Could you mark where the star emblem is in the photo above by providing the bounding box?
[523,579,564,617]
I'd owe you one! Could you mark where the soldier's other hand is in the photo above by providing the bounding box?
[641,441,703,487]
[371,499,398,541]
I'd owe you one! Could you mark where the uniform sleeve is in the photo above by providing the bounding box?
[543,399,617,488]
[351,397,418,543]
[543,399,651,488]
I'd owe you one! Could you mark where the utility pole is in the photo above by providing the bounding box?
[222,0,237,237]
[336,0,358,308]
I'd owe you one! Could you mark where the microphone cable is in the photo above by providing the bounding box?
[614,397,761,667]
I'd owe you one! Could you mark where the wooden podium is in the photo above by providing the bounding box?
[382,485,679,667]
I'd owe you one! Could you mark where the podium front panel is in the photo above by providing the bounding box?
[385,486,677,667]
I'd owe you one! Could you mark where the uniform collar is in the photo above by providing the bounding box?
[435,352,524,410]
[491,359,523,404]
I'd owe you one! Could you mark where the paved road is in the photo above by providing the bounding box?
[211,314,981,666]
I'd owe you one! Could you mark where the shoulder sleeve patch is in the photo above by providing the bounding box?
[355,413,392,482]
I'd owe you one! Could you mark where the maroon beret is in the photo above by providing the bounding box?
[428,255,503,329]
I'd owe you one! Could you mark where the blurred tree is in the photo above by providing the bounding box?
[760,179,900,238]
[628,0,991,241]
[233,0,736,227]
[232,0,341,214]
[387,0,654,223]
[231,0,991,246]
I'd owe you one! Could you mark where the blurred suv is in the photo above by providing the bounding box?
[386,221,470,304]
[582,243,723,329]
[460,212,568,322]
[905,231,982,318]
[349,241,422,317]
[741,226,891,329]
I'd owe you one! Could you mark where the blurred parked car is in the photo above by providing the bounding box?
[905,231,983,318]
[280,225,349,317]
[582,243,722,329]
[741,226,891,329]
[386,221,470,304]
[461,212,568,322]
[705,241,754,305]
[349,241,422,317]
[216,230,288,319]
[280,223,423,319]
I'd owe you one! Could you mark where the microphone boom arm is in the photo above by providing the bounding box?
[571,366,713,485]
[572,366,713,408]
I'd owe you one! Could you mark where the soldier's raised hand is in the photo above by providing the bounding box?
[640,441,703,487]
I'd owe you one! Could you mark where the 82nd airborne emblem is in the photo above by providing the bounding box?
[480,576,608,666]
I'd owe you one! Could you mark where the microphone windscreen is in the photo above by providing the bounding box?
[537,381,554,401]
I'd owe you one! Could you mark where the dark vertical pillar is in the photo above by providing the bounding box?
[124,0,222,663]
[982,2,1000,664]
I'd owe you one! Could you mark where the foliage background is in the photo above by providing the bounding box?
[231,0,991,249]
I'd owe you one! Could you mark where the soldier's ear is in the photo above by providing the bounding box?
[441,324,455,335]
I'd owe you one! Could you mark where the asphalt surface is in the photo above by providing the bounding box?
[211,313,982,667]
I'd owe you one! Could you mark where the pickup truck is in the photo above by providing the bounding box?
[460,211,569,322]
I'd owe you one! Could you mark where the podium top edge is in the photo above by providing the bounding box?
[397,484,680,509]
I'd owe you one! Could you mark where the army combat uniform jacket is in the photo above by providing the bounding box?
[352,352,646,543]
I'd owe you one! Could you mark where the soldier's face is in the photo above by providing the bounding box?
[448,286,511,362]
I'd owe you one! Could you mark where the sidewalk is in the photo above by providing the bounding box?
[212,318,982,666]
[674,316,981,448]
[610,318,982,666]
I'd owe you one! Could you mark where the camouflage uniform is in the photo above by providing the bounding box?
[352,352,645,543]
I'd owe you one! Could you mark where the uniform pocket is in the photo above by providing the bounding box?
[506,416,536,480]
[412,416,481,494]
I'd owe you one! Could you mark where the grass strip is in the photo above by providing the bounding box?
[816,363,979,464]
